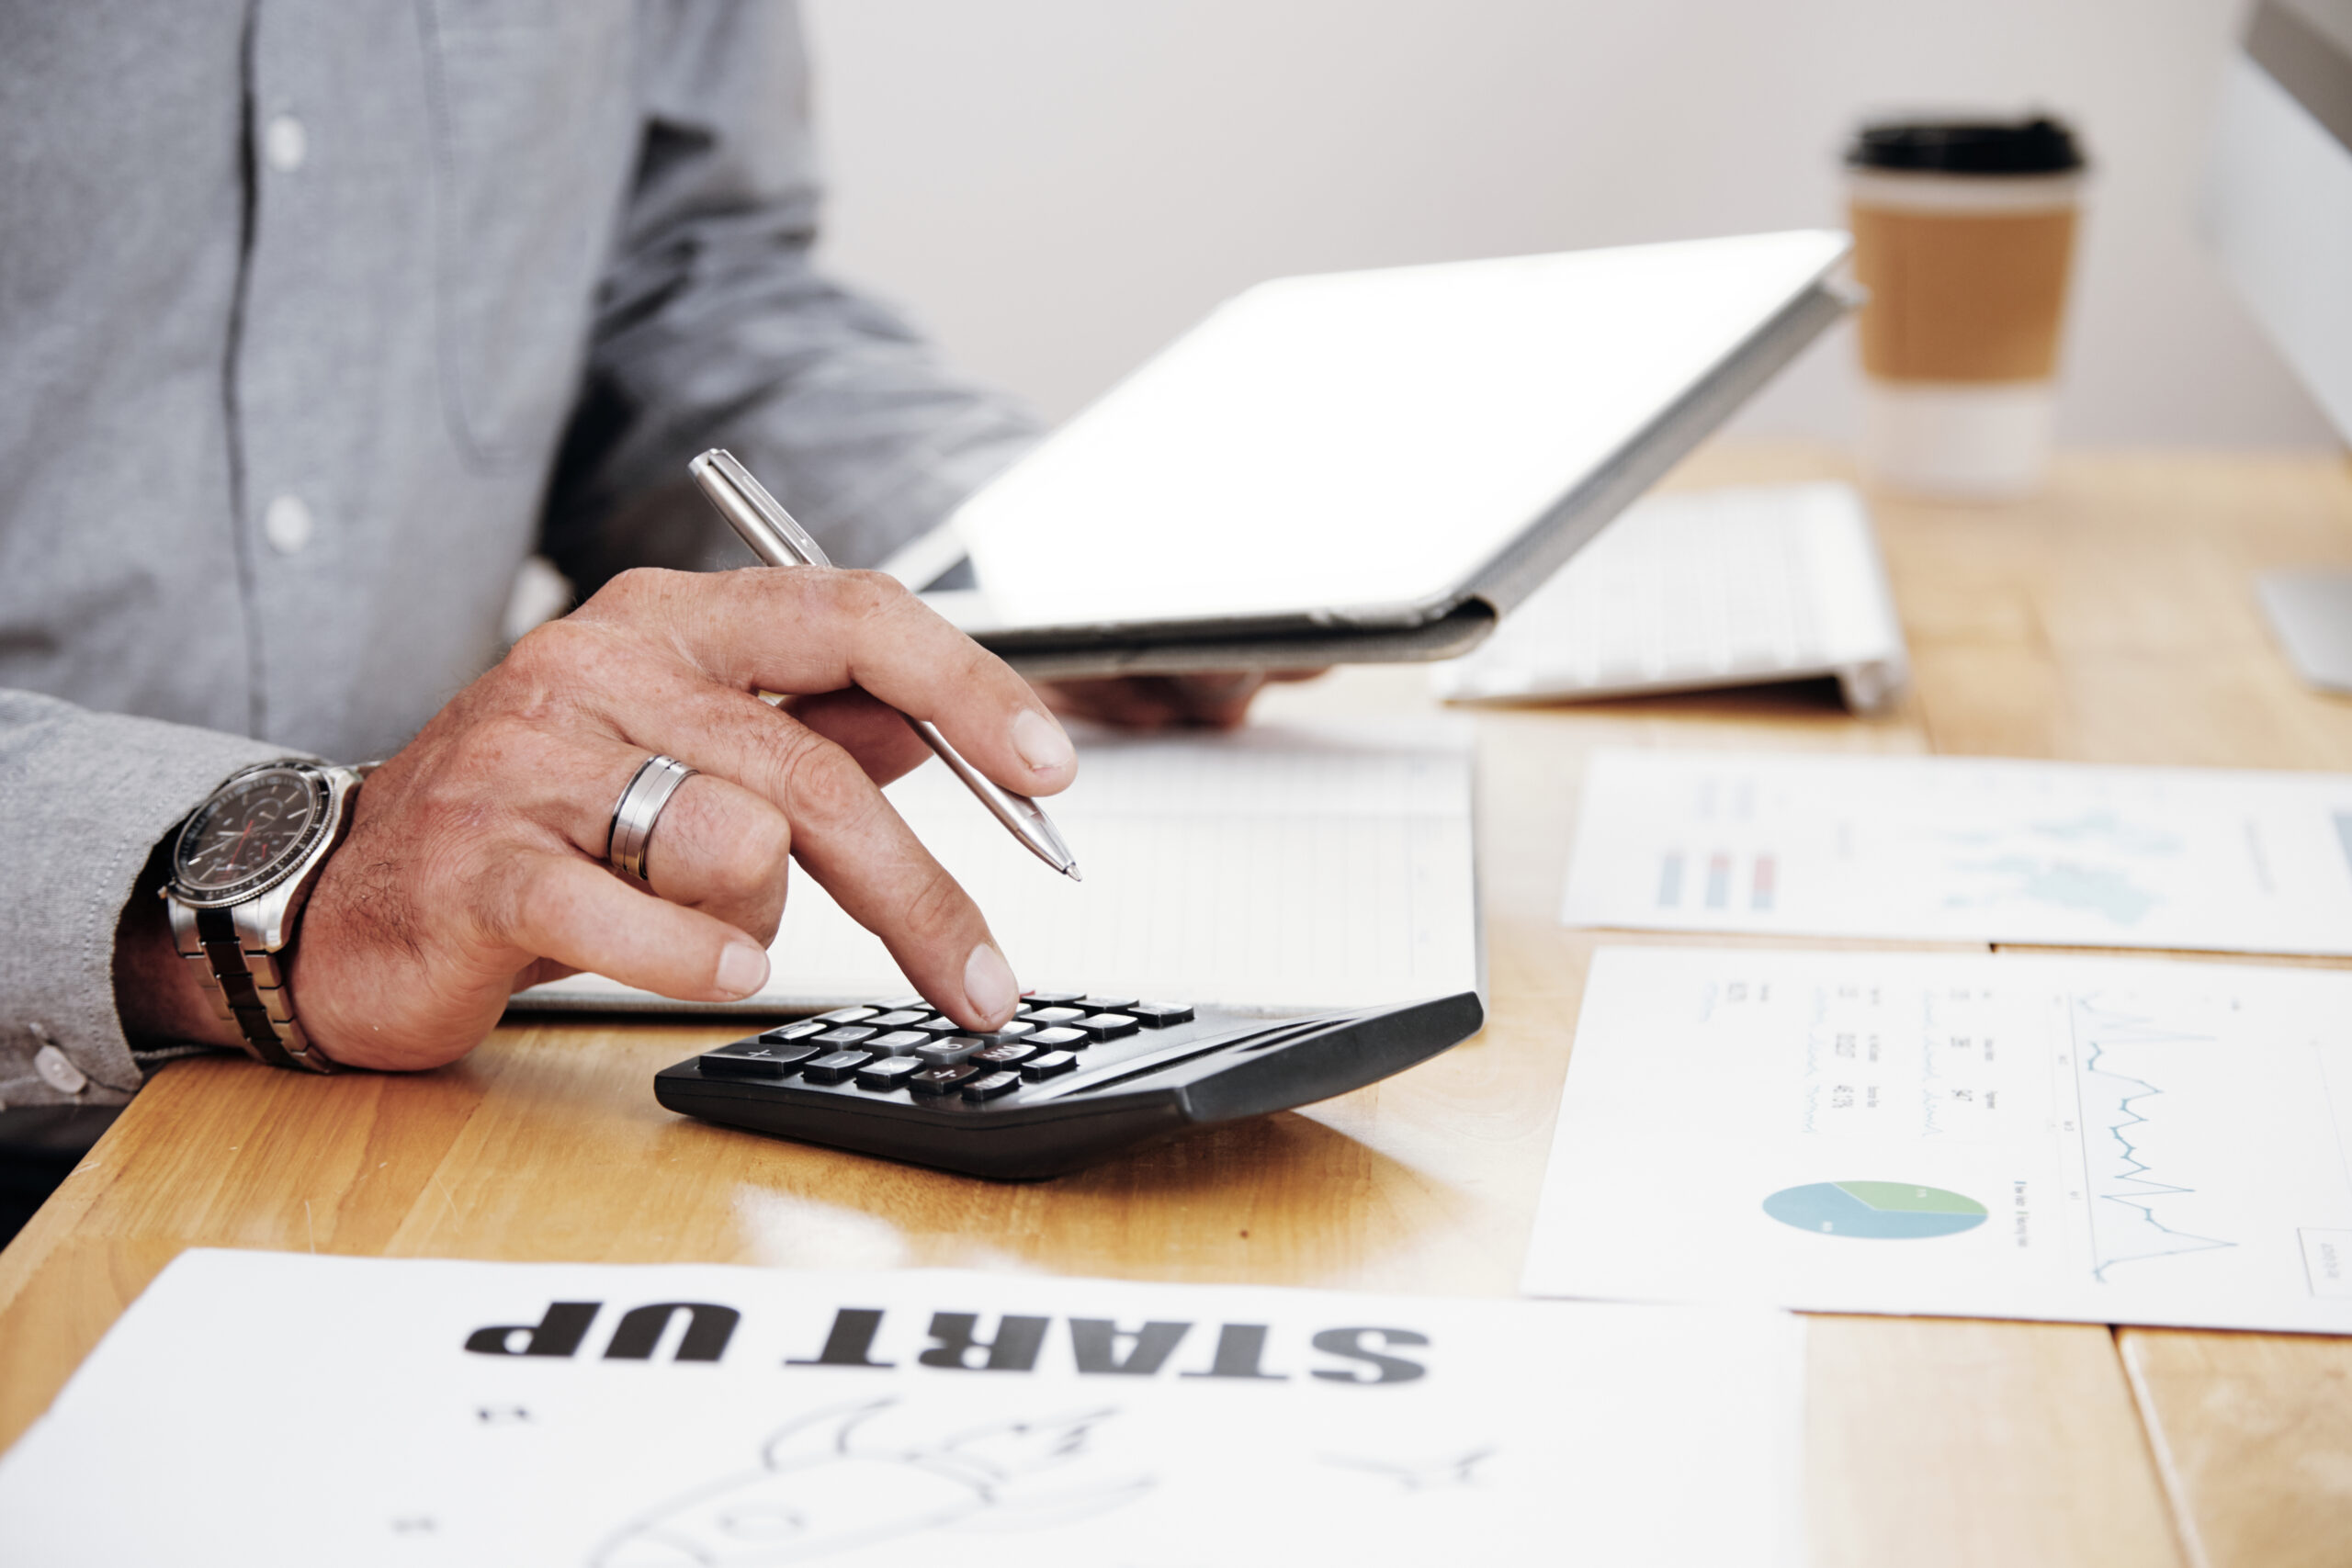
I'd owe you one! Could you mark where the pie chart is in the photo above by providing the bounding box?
[1763,1180,1987,1239]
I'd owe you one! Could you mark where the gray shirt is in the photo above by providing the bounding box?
[0,1,1040,1105]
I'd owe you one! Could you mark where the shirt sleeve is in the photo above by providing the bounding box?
[0,690,289,1106]
[539,0,1043,592]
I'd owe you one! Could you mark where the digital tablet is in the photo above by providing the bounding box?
[937,229,1853,678]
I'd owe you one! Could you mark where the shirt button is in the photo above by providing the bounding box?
[34,1043,89,1097]
[264,113,308,173]
[263,493,314,555]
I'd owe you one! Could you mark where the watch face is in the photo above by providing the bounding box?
[174,766,327,901]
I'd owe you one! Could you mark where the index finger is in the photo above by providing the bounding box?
[578,567,1077,800]
[594,675,1027,1032]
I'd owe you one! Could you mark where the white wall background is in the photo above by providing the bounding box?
[801,0,2338,449]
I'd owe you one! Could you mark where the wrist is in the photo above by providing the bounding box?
[114,842,243,1053]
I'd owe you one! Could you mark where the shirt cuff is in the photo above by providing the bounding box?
[0,692,298,1106]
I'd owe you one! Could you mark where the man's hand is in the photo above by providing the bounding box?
[121,567,1077,1072]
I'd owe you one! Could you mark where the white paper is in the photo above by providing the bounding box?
[955,231,1848,630]
[0,1251,1805,1567]
[1432,483,1909,710]
[1560,749,2352,954]
[1524,947,2352,1332]
[520,721,1479,1015]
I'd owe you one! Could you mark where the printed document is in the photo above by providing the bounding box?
[521,720,1478,1015]
[0,1251,1804,1567]
[1524,947,2352,1332]
[1560,749,2352,954]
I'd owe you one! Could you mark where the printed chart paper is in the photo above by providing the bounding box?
[520,720,1478,1015]
[0,1252,1803,1568]
[1524,947,2352,1332]
[1559,749,2352,954]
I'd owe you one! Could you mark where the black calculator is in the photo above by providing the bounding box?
[654,988,1484,1179]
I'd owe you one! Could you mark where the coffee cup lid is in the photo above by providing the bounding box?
[1847,116,2086,175]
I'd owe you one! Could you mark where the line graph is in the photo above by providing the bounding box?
[2069,996,2236,1281]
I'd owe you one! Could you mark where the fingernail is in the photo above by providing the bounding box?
[964,942,1018,1024]
[715,941,770,999]
[1012,708,1075,776]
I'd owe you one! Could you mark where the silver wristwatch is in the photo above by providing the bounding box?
[163,760,368,1073]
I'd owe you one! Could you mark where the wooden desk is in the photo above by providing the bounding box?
[5,445,2349,1565]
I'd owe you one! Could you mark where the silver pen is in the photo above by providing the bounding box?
[689,448,1081,882]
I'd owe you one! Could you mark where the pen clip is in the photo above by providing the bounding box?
[689,448,835,570]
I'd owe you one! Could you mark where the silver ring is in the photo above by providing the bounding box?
[608,754,696,883]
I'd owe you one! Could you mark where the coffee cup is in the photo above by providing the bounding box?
[1847,117,2087,499]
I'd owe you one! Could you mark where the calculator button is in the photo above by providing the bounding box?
[1079,996,1136,1011]
[799,1050,873,1084]
[864,1031,931,1056]
[877,996,927,1011]
[758,1021,827,1043]
[971,1042,1038,1067]
[1027,1026,1088,1048]
[1023,990,1084,1005]
[978,1020,1036,1042]
[816,1007,877,1024]
[1073,1012,1139,1041]
[915,1037,982,1066]
[1020,1050,1079,1081]
[699,1042,818,1078]
[813,1026,877,1048]
[865,1010,928,1029]
[961,1070,1023,1100]
[854,1056,924,1091]
[1021,1006,1085,1025]
[1127,1001,1194,1028]
[909,1064,978,1096]
[910,1016,965,1036]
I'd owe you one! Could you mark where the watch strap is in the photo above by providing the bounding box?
[168,899,336,1074]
